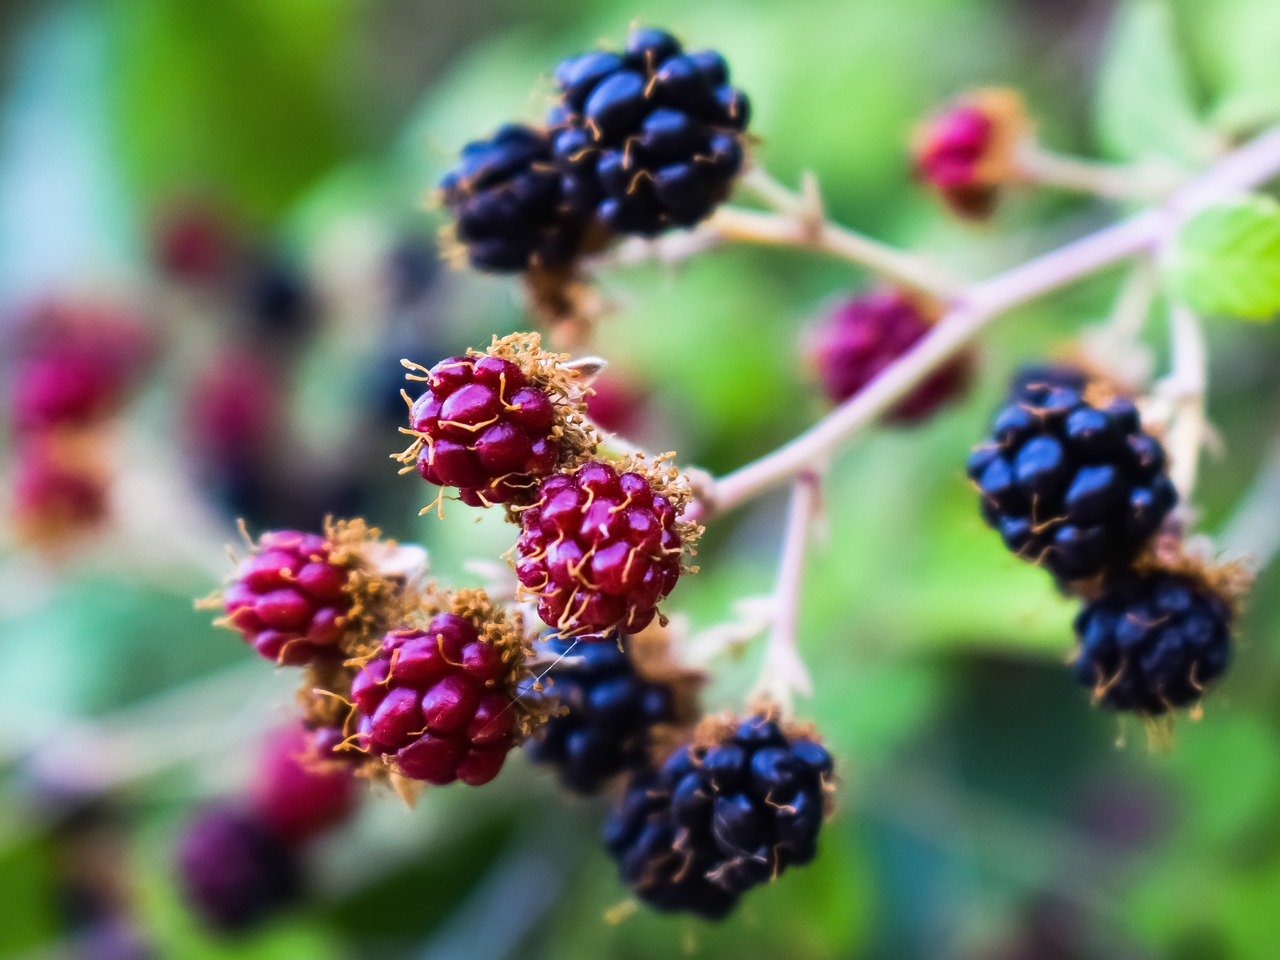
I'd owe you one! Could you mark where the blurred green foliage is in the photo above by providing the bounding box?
[4,0,1280,958]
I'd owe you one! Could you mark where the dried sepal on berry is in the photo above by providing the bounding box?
[912,87,1030,219]
[394,332,601,514]
[512,452,703,637]
[206,517,421,666]
[348,586,553,790]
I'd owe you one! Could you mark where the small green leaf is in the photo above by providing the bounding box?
[1169,195,1280,321]
[1095,0,1212,167]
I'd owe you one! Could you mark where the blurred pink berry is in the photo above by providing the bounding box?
[912,89,1028,218]
[807,290,971,423]
[250,725,359,844]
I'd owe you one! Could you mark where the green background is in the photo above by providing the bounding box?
[2,0,1280,957]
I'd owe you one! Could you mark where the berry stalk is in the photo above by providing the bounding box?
[707,124,1280,515]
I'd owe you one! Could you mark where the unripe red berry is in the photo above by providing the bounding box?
[250,725,359,844]
[807,290,972,423]
[11,437,110,541]
[399,334,598,510]
[10,353,123,433]
[515,459,696,636]
[349,591,541,786]
[912,89,1028,219]
[218,520,403,666]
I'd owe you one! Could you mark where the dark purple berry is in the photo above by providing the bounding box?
[1074,568,1233,715]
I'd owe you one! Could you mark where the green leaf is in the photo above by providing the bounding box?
[1095,0,1212,167]
[1169,195,1280,321]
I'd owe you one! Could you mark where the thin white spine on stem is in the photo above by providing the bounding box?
[751,471,823,714]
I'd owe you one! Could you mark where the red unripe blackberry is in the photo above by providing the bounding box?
[175,805,300,934]
[913,89,1028,219]
[10,353,124,433]
[807,290,971,423]
[514,459,697,636]
[223,530,352,665]
[349,591,540,786]
[250,725,359,844]
[11,437,109,540]
[399,333,598,510]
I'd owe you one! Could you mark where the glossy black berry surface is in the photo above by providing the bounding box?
[439,124,584,272]
[604,715,832,918]
[524,633,677,794]
[966,379,1177,581]
[1074,570,1233,715]
[549,27,749,236]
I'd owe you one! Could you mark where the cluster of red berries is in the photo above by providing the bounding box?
[969,365,1239,722]
[439,26,750,275]
[399,333,700,639]
[5,299,151,546]
[176,724,361,933]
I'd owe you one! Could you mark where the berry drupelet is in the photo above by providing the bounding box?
[514,459,696,636]
[1074,567,1234,716]
[399,333,598,510]
[913,89,1027,219]
[966,377,1177,581]
[604,714,834,919]
[350,591,541,786]
[439,124,585,273]
[549,26,750,236]
[524,630,696,794]
[807,289,971,422]
[175,805,301,934]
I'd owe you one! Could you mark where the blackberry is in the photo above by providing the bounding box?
[966,379,1177,581]
[524,631,692,794]
[399,333,598,509]
[222,530,354,665]
[11,353,123,433]
[1007,363,1088,402]
[604,714,833,918]
[250,725,359,844]
[1074,568,1233,716]
[175,805,300,933]
[439,124,585,273]
[807,289,971,422]
[514,460,695,636]
[549,26,749,236]
[913,89,1027,219]
[12,438,109,541]
[350,592,540,786]
[218,520,402,665]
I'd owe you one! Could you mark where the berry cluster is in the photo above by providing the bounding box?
[438,26,750,274]
[6,300,151,545]
[807,289,972,423]
[525,629,700,794]
[515,461,691,635]
[350,593,540,786]
[605,713,834,918]
[176,724,361,933]
[398,334,597,508]
[969,365,1240,721]
[967,372,1177,582]
[913,89,1027,219]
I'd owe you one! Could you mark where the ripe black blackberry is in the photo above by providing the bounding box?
[549,27,749,236]
[1074,566,1234,716]
[524,632,691,794]
[439,124,584,273]
[966,377,1177,581]
[604,714,833,919]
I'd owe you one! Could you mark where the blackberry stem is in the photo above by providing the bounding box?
[1163,303,1209,501]
[1013,140,1187,201]
[706,125,1280,516]
[1220,435,1280,572]
[751,471,822,713]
